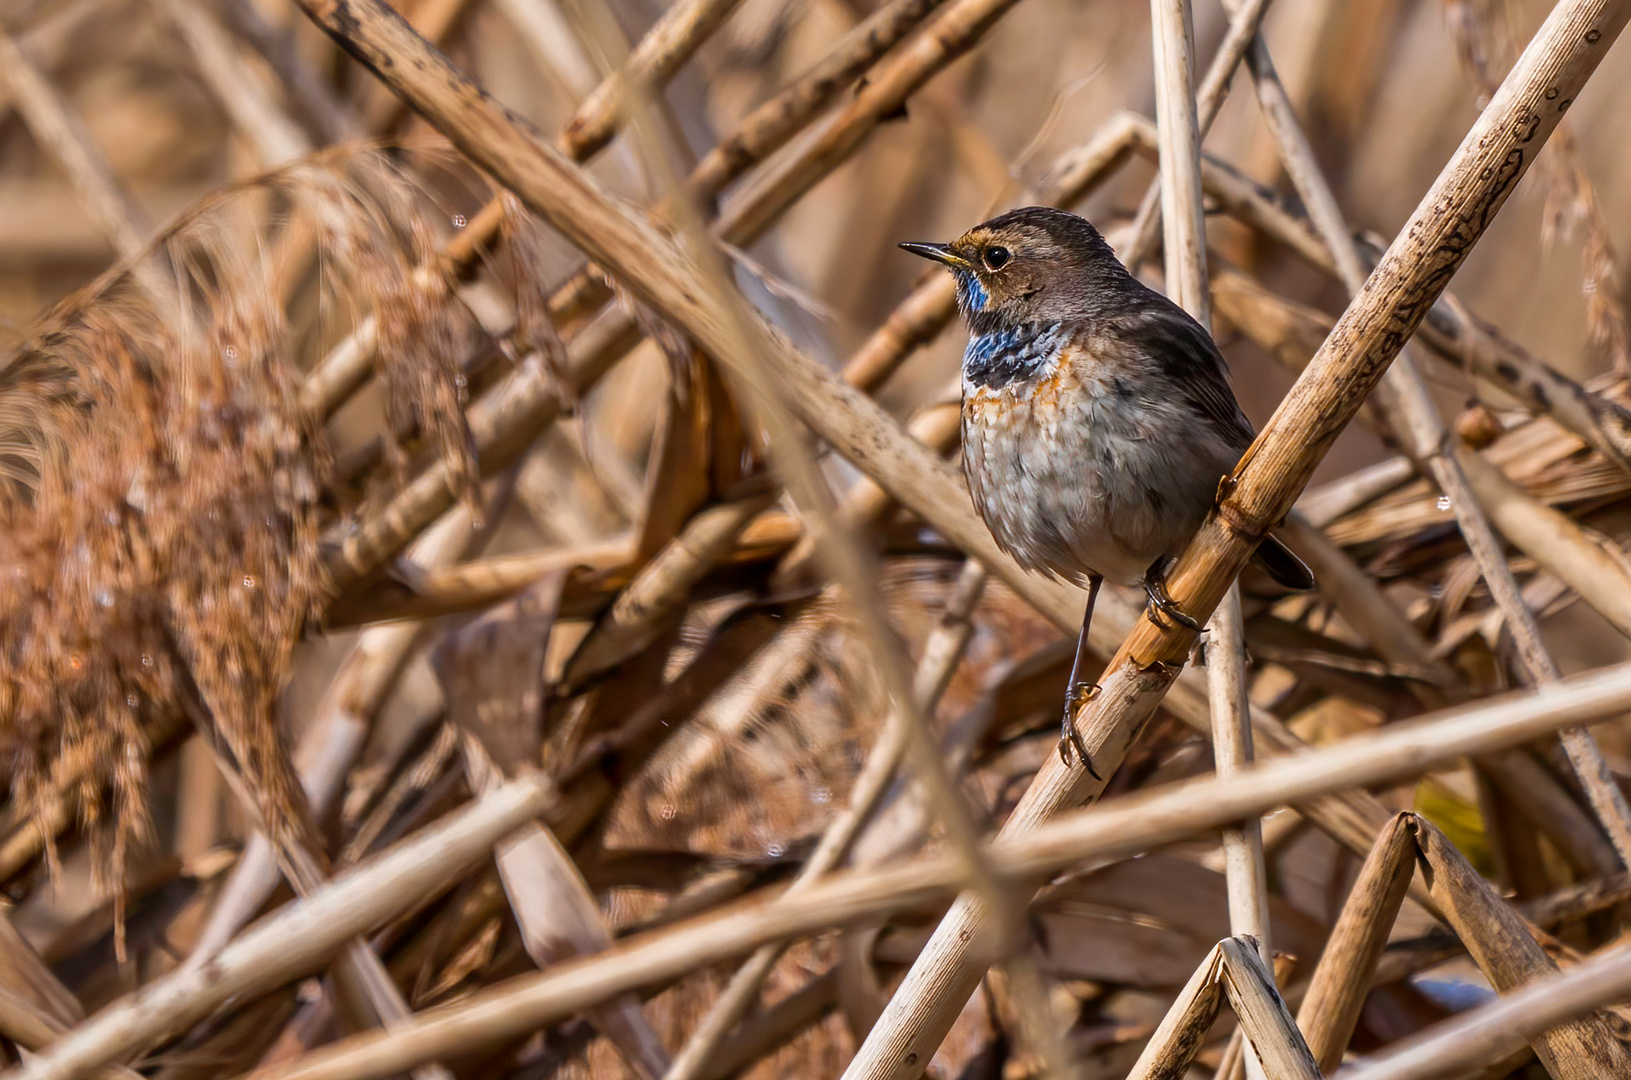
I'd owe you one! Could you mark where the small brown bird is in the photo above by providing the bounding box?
[903,206,1313,776]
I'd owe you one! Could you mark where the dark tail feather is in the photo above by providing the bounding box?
[1251,534,1315,591]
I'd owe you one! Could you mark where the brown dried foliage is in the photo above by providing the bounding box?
[6,1,1631,1079]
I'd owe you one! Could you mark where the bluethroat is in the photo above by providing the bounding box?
[903,206,1314,776]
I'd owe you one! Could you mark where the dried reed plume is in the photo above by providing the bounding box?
[0,149,482,888]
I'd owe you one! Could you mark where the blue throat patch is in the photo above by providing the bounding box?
[963,322,1064,389]
[956,271,988,313]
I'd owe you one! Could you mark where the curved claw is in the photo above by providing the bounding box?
[1143,566,1203,632]
[1058,682,1103,780]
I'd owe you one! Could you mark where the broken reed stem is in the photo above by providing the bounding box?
[1406,813,1629,1075]
[97,659,1631,1080]
[1230,2,1631,869]
[1129,939,1315,1080]
[662,560,987,1080]
[839,3,1631,1075]
[1296,813,1416,1073]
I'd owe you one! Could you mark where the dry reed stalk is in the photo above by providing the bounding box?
[195,658,1631,1080]
[662,560,987,1080]
[177,698,456,1080]
[324,536,635,625]
[303,0,944,428]
[1341,940,1631,1080]
[0,30,169,301]
[1150,11,1276,1071]
[686,0,949,196]
[1207,591,1272,1080]
[492,0,599,101]
[616,54,1021,1005]
[320,304,637,591]
[1293,491,1618,873]
[1447,0,1631,375]
[462,741,670,1080]
[1413,291,1631,470]
[1129,117,1631,474]
[561,0,746,161]
[356,0,485,134]
[157,0,311,167]
[0,985,141,1080]
[1454,443,1631,637]
[301,0,741,419]
[5,772,557,1080]
[1477,750,1621,876]
[1149,0,1208,324]
[559,493,777,690]
[839,5,1631,1071]
[709,0,1024,247]
[207,0,358,144]
[1122,0,1274,271]
[312,0,1026,593]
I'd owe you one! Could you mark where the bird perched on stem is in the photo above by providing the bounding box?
[903,206,1313,777]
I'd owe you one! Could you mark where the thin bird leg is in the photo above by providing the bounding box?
[1144,557,1203,632]
[1059,573,1104,779]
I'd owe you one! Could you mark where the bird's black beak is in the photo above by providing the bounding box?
[899,242,971,269]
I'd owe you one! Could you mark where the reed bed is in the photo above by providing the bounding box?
[3,0,1631,1077]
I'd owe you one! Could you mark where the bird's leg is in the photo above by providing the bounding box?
[1143,558,1202,632]
[1059,573,1103,779]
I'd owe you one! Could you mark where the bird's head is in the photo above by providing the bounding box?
[900,206,1134,331]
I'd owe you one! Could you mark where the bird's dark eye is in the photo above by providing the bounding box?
[982,246,1011,271]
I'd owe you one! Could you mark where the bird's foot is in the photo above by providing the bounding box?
[1059,682,1103,780]
[1143,565,1202,632]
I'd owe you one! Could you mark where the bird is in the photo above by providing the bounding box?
[901,206,1313,777]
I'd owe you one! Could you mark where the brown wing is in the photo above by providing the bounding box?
[1106,304,1256,451]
